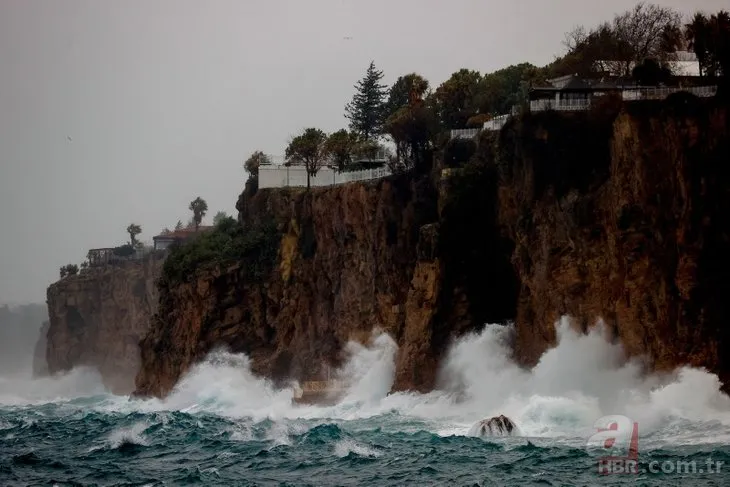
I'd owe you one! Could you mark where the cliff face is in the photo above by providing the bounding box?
[135,94,730,399]
[46,256,163,393]
[496,95,730,384]
[135,167,518,398]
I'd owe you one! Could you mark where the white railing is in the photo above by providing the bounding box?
[531,86,717,112]
[621,85,717,100]
[449,128,481,139]
[484,114,511,131]
[258,165,392,189]
[531,98,591,112]
[260,148,390,167]
[353,147,390,162]
[448,85,718,140]
[449,114,512,139]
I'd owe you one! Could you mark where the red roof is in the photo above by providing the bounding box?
[153,226,214,240]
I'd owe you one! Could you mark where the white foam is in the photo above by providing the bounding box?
[337,331,397,405]
[333,438,381,457]
[4,317,730,447]
[107,421,149,449]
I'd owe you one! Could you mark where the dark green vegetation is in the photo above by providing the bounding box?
[189,197,208,231]
[686,11,730,77]
[112,244,136,257]
[285,128,329,189]
[212,211,229,226]
[243,151,270,180]
[344,61,388,141]
[243,4,728,183]
[126,223,142,247]
[58,264,79,279]
[160,216,280,286]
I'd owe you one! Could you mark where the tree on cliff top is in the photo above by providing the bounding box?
[559,3,682,77]
[59,264,78,279]
[212,211,229,226]
[432,69,482,129]
[285,128,328,189]
[189,197,208,231]
[244,151,270,179]
[175,220,184,231]
[384,94,438,172]
[126,223,142,248]
[474,63,542,116]
[344,61,388,140]
[384,73,430,121]
[686,11,730,78]
[323,129,356,171]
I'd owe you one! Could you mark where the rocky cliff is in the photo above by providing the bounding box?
[495,94,730,385]
[46,255,163,393]
[134,93,730,398]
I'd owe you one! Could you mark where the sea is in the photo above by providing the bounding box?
[2,319,730,486]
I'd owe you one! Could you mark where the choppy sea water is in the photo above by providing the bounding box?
[2,321,730,486]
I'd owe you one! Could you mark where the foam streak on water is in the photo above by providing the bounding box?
[2,318,730,485]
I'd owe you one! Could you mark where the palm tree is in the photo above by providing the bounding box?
[189,197,208,231]
[126,223,142,247]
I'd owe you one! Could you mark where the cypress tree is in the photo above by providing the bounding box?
[344,61,388,140]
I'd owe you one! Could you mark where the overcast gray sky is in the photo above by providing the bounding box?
[0,0,726,304]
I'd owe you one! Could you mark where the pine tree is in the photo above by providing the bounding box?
[344,61,388,140]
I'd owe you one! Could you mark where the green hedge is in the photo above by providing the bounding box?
[161,216,280,285]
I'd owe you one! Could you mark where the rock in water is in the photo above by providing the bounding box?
[468,415,517,437]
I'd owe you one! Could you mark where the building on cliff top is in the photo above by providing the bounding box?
[450,75,718,139]
[528,74,717,111]
[152,226,214,251]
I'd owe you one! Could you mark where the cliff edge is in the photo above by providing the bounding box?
[46,255,163,393]
[134,93,730,398]
[495,94,730,384]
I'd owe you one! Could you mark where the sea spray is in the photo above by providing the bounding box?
[337,330,397,405]
[153,350,295,420]
[3,317,730,485]
[0,366,107,406]
[120,318,730,443]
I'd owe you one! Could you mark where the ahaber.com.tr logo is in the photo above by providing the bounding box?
[586,415,725,475]
[586,415,639,474]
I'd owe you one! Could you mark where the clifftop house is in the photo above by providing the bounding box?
[152,226,214,251]
[528,74,717,112]
[450,69,717,140]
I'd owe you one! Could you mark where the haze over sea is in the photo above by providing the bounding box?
[1,319,729,486]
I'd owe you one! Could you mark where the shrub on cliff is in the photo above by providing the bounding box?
[161,216,279,285]
[244,151,270,179]
[113,244,136,257]
[59,264,79,279]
